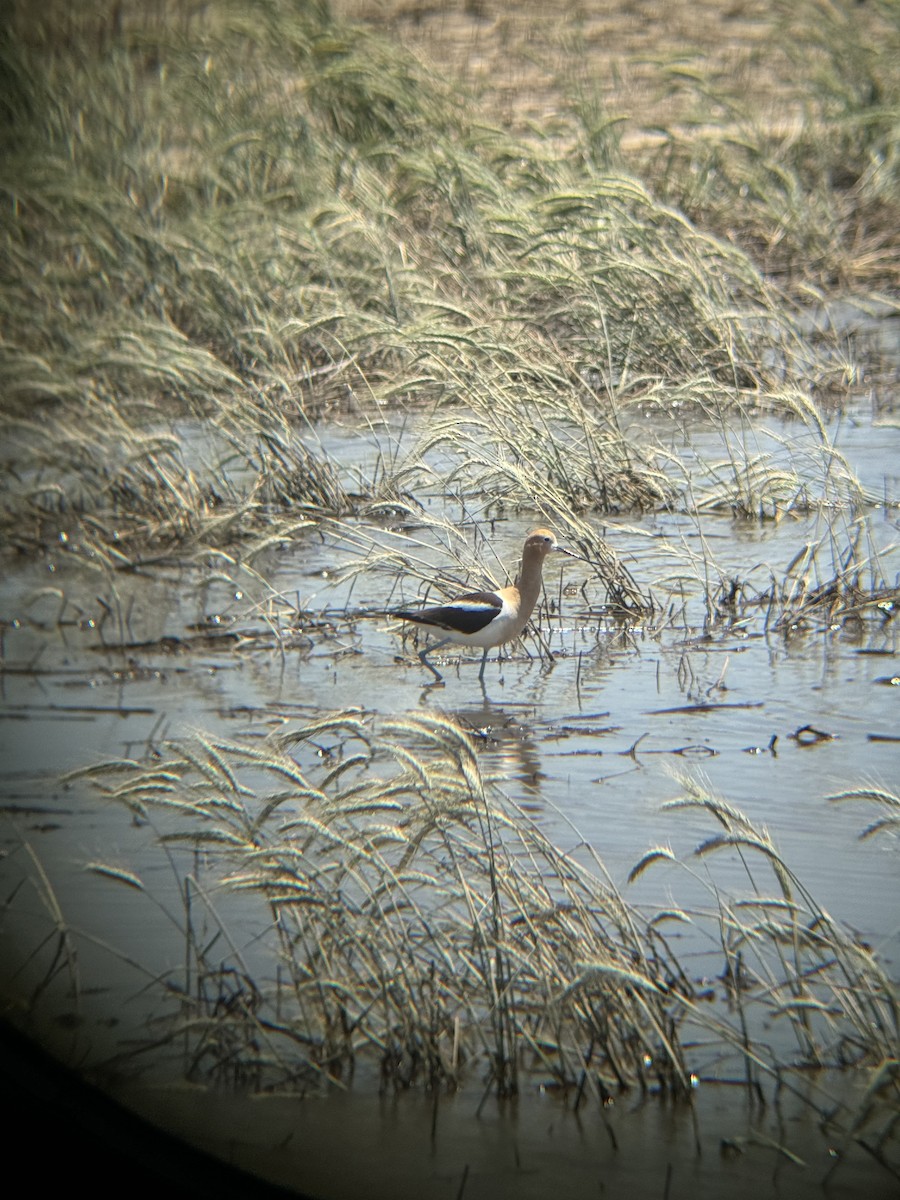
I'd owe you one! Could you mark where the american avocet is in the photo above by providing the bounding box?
[395,527,577,683]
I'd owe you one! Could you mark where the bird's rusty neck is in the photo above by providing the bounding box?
[515,544,549,623]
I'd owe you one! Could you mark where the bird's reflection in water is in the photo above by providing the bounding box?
[429,699,546,807]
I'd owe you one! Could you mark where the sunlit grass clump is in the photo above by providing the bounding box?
[635,0,900,292]
[71,711,693,1099]
[45,709,896,1173]
[0,0,831,563]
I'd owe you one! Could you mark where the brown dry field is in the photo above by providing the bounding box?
[331,0,845,141]
[7,0,897,289]
[331,1,900,288]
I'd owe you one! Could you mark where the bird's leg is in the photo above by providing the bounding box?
[478,647,489,682]
[419,638,449,684]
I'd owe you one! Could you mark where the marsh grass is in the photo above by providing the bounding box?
[327,508,650,619]
[69,711,693,1098]
[658,511,899,639]
[827,786,900,843]
[632,777,900,1176]
[3,2,895,647]
[4,839,82,1018]
[335,0,900,293]
[52,710,897,1175]
[634,0,900,292]
[2,0,855,573]
[647,782,898,1069]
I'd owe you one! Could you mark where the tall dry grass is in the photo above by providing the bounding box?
[67,711,693,1098]
[41,709,894,1176]
[2,0,861,570]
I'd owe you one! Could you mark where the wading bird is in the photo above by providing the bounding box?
[395,527,577,683]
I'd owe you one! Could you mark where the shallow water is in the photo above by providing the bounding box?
[1,314,898,1196]
[115,1073,893,1200]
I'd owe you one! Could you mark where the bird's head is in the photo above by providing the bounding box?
[524,528,581,561]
